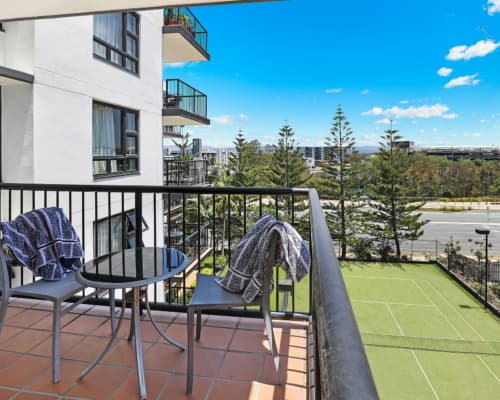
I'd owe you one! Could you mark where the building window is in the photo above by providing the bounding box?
[95,210,148,258]
[93,12,139,74]
[93,101,139,177]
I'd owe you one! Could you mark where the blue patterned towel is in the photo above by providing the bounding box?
[0,207,83,280]
[215,215,310,303]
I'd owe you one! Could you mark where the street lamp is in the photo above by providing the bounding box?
[475,228,490,308]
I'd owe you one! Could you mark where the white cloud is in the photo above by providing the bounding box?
[400,100,409,104]
[361,89,370,95]
[325,88,342,94]
[362,104,457,119]
[166,62,187,68]
[375,118,398,125]
[239,113,249,121]
[437,67,453,77]
[446,40,500,61]
[211,115,234,125]
[464,132,481,137]
[487,0,500,15]
[480,119,488,123]
[444,74,480,89]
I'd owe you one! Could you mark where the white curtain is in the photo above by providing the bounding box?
[93,104,121,156]
[94,13,122,48]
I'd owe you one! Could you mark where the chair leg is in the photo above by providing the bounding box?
[195,309,202,341]
[262,302,283,385]
[0,290,8,336]
[186,307,195,394]
[52,301,62,383]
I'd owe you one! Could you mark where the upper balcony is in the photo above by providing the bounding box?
[163,79,210,126]
[162,7,210,63]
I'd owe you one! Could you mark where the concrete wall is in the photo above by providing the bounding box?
[0,21,34,74]
[1,84,34,182]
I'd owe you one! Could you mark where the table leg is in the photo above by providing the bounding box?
[144,291,185,350]
[133,287,147,399]
[79,288,126,381]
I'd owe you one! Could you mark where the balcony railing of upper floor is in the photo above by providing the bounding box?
[163,79,209,126]
[164,159,211,186]
[163,7,208,59]
[0,182,378,400]
[163,125,183,138]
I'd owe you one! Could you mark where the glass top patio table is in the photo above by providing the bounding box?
[76,247,188,399]
[78,247,188,288]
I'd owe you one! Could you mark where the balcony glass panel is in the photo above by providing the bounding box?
[163,7,208,53]
[163,79,207,119]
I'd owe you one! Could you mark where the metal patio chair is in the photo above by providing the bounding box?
[0,246,116,383]
[185,230,283,394]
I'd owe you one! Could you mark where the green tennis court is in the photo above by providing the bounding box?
[341,262,500,400]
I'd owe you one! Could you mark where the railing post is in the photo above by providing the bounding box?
[135,192,143,248]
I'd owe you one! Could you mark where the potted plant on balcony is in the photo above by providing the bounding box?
[182,14,193,35]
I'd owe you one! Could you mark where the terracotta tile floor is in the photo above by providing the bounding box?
[0,298,309,400]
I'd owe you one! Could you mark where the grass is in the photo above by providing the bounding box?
[341,261,500,400]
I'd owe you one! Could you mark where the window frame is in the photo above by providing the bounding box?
[93,12,140,75]
[92,100,139,179]
[94,210,149,260]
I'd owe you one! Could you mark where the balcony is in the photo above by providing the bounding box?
[162,7,210,63]
[163,125,184,138]
[0,182,378,399]
[164,159,211,186]
[163,79,210,126]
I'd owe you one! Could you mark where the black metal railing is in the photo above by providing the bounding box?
[163,79,207,119]
[0,182,377,399]
[164,159,210,186]
[163,125,183,138]
[163,7,208,52]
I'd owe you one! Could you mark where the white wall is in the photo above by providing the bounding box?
[1,84,34,182]
[0,21,34,74]
[31,11,164,186]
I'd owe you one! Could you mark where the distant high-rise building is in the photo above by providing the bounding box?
[192,138,202,156]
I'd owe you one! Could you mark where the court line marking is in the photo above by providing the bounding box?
[386,303,441,399]
[411,350,441,400]
[352,299,434,307]
[422,280,486,341]
[386,303,405,336]
[412,280,464,340]
[476,355,500,383]
[414,280,500,382]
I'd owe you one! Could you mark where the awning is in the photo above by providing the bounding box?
[0,1,273,22]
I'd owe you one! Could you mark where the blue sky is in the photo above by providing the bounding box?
[163,0,500,148]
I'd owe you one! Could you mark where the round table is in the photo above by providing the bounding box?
[77,247,188,399]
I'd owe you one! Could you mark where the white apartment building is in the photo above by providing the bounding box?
[0,7,210,298]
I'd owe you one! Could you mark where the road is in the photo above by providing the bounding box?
[414,211,500,256]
